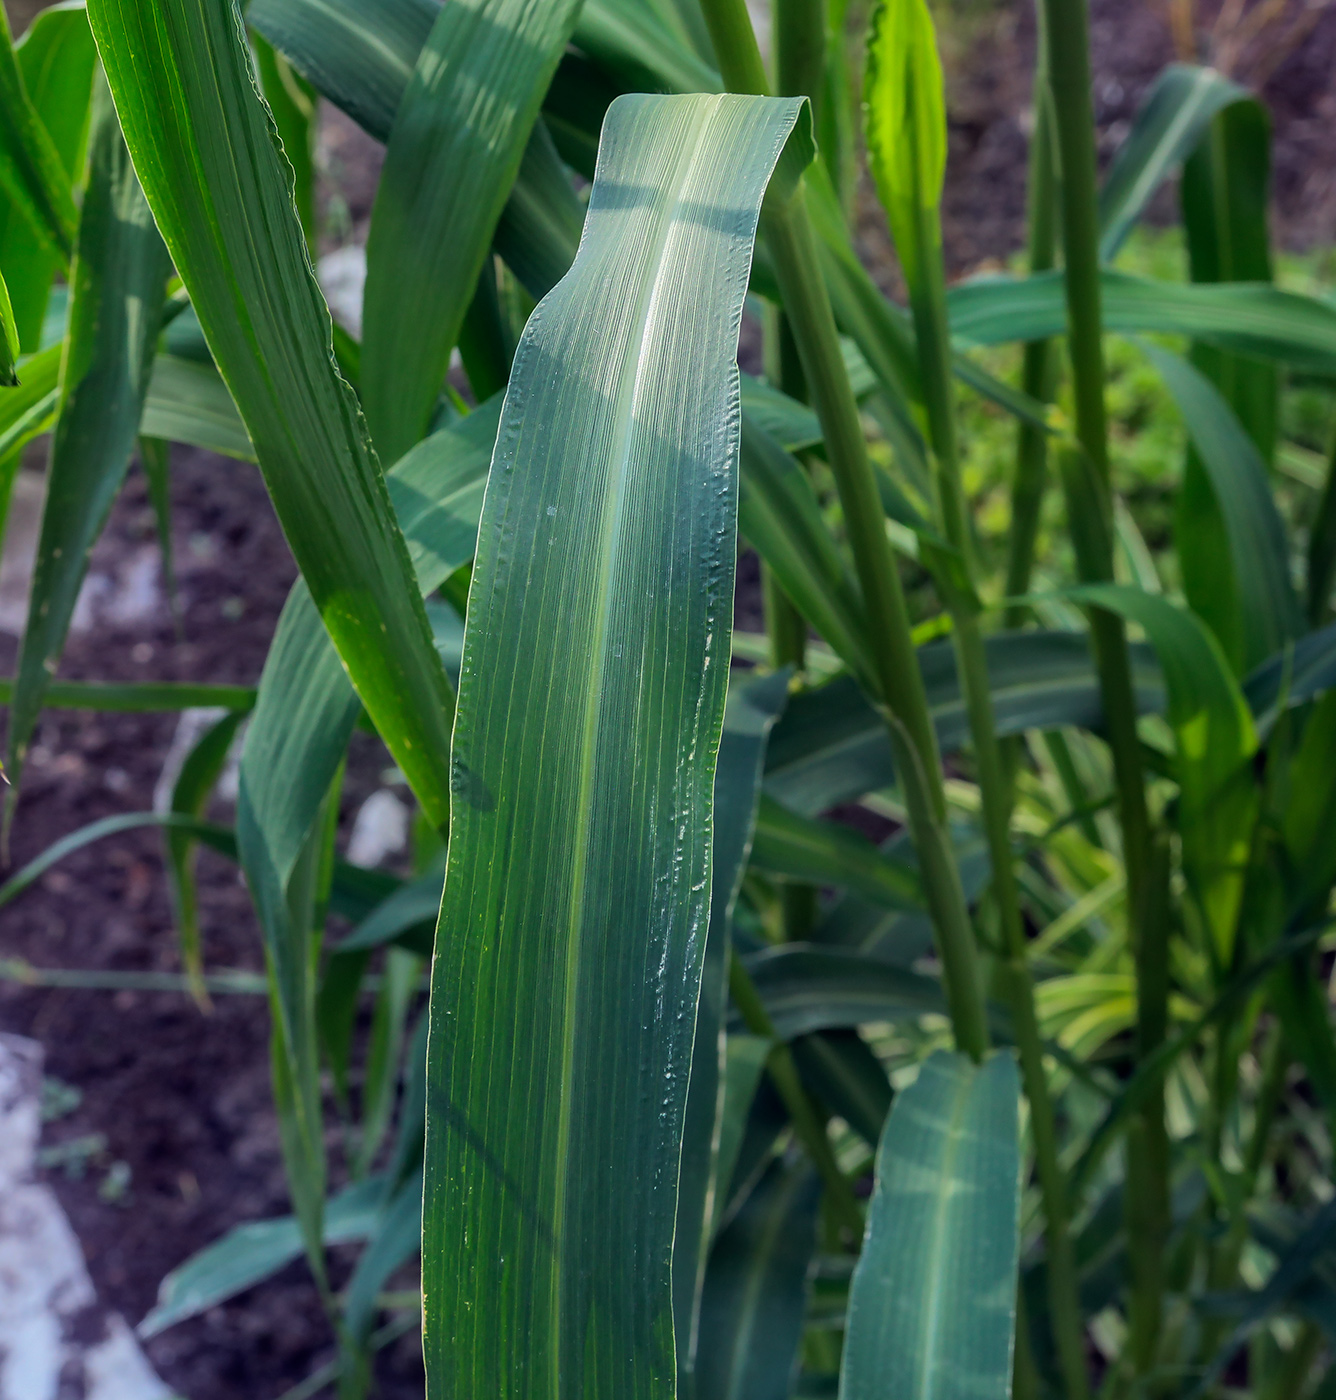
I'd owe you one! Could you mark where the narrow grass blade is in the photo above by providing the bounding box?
[1,2,96,349]
[0,1,78,260]
[1067,584,1257,965]
[0,677,256,711]
[1144,342,1300,672]
[361,0,582,462]
[678,670,791,1388]
[948,270,1336,373]
[5,86,170,816]
[89,0,457,830]
[421,93,812,1398]
[0,267,17,383]
[1098,64,1245,263]
[695,1159,822,1400]
[252,33,317,249]
[839,1050,1021,1400]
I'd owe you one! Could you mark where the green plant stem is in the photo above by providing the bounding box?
[1038,0,1151,923]
[774,0,825,108]
[1125,835,1172,1379]
[699,0,991,1062]
[1005,43,1060,623]
[729,953,863,1238]
[911,193,1092,1400]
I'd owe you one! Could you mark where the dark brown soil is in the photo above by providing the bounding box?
[4,2,1336,1397]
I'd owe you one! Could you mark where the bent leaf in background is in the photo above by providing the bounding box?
[1098,64,1245,263]
[1144,343,1300,674]
[422,93,813,1398]
[840,1050,1021,1400]
[1068,585,1258,965]
[1,2,96,350]
[89,0,457,831]
[5,87,169,817]
[360,0,583,461]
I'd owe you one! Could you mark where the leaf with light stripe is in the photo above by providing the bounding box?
[840,1050,1021,1400]
[88,0,456,830]
[421,92,812,1398]
[361,0,583,462]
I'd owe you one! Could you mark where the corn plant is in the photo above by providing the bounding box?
[5,0,1336,1394]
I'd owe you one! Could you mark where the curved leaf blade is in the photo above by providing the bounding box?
[421,92,812,1398]
[839,1050,1021,1400]
[89,0,457,829]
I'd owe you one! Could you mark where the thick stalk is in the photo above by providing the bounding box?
[911,199,1091,1400]
[699,0,991,1061]
[1038,0,1151,922]
[774,0,825,110]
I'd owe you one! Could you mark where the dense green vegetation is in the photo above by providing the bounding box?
[4,0,1336,1396]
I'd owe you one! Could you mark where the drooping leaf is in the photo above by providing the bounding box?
[791,1028,893,1147]
[740,944,953,1040]
[839,1050,1021,1400]
[5,84,170,815]
[1,2,96,350]
[948,269,1336,373]
[751,794,923,911]
[863,0,947,287]
[138,1176,389,1339]
[420,93,813,1398]
[677,669,791,1391]
[1144,342,1301,673]
[762,630,1165,816]
[1098,64,1246,263]
[90,0,458,830]
[1067,585,1257,964]
[695,1158,822,1400]
[360,0,583,462]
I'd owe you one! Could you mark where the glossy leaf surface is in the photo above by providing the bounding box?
[421,93,812,1398]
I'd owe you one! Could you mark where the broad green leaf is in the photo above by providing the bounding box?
[948,269,1336,373]
[139,1176,388,1338]
[5,87,170,815]
[1144,343,1300,673]
[360,0,583,462]
[1067,584,1257,963]
[1,2,96,350]
[741,944,952,1040]
[677,670,791,1389]
[695,1159,822,1400]
[1098,64,1246,263]
[710,1036,773,1241]
[839,1050,1021,1400]
[421,93,813,1398]
[863,0,946,287]
[141,353,256,461]
[574,0,720,94]
[0,1,78,261]
[751,794,923,912]
[762,630,1165,816]
[90,0,457,830]
[338,866,442,955]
